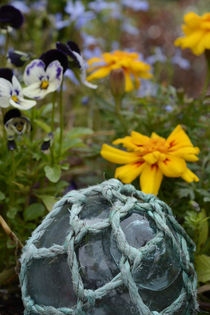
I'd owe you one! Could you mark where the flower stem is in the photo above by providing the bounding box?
[50,92,56,165]
[201,52,210,99]
[59,80,64,158]
[1,108,7,146]
[114,95,128,134]
[3,31,9,66]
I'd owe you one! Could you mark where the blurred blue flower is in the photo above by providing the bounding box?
[122,0,149,11]
[83,46,102,60]
[31,0,46,11]
[112,41,120,50]
[88,0,119,13]
[122,21,139,35]
[65,69,80,85]
[172,49,190,70]
[54,13,70,30]
[11,1,29,13]
[146,47,167,65]
[138,80,158,97]
[82,96,90,105]
[81,32,98,47]
[165,105,173,112]
[65,0,95,29]
[0,34,5,47]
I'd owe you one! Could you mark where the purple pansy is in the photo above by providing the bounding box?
[0,68,36,110]
[23,49,68,99]
[0,4,24,30]
[57,41,97,89]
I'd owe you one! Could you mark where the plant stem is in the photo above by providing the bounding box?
[50,92,56,165]
[201,61,210,99]
[3,31,9,66]
[59,80,64,158]
[114,96,128,134]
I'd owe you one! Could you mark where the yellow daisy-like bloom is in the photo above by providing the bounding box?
[174,12,210,55]
[101,125,200,195]
[86,50,152,92]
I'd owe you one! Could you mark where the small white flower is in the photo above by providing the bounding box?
[23,59,63,99]
[0,73,36,110]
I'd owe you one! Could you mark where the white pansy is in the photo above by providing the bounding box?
[23,59,63,99]
[0,75,36,110]
[72,51,97,89]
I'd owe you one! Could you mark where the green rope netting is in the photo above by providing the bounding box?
[20,179,198,315]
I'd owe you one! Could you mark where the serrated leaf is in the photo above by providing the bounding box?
[195,255,210,283]
[34,119,51,133]
[44,165,61,183]
[37,195,57,212]
[0,191,5,200]
[66,127,93,139]
[24,203,45,221]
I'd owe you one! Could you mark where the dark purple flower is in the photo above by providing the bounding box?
[40,49,68,73]
[0,5,24,29]
[56,41,81,68]
[8,49,30,67]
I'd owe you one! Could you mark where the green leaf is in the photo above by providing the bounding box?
[0,191,5,200]
[24,203,45,221]
[34,119,51,133]
[66,127,93,139]
[195,255,210,283]
[197,209,209,250]
[38,194,57,212]
[44,165,61,183]
[7,207,18,219]
[62,138,85,154]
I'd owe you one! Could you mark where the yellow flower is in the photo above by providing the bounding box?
[101,125,199,195]
[86,50,152,92]
[174,12,210,55]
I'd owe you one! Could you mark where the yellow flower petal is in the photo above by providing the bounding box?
[181,168,199,183]
[169,146,200,162]
[140,164,163,195]
[167,125,193,150]
[130,131,150,145]
[87,57,103,66]
[100,144,140,164]
[115,162,145,184]
[124,69,134,92]
[86,67,112,81]
[113,136,139,151]
[158,155,186,177]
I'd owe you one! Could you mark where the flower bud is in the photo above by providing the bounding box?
[109,69,125,98]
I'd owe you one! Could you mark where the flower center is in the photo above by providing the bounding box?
[40,80,49,89]
[143,138,169,154]
[11,95,19,103]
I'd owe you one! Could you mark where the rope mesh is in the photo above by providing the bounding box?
[20,179,198,315]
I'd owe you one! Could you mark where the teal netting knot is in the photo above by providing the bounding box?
[20,179,198,315]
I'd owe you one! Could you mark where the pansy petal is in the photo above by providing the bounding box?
[0,78,12,107]
[166,125,193,150]
[100,144,140,164]
[23,59,45,85]
[115,162,145,184]
[181,168,199,183]
[72,51,97,89]
[46,61,63,84]
[158,155,186,177]
[12,75,22,94]
[23,82,49,99]
[140,164,163,195]
[9,97,36,110]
